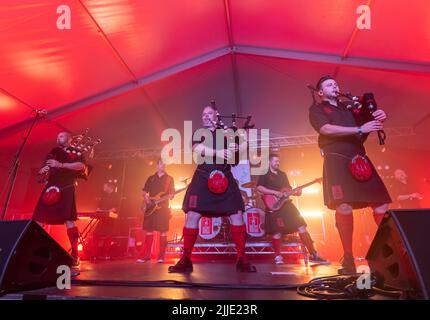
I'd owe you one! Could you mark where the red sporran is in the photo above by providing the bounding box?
[348,155,373,182]
[207,170,228,194]
[42,186,62,205]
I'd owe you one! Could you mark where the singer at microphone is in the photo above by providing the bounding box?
[308,75,392,275]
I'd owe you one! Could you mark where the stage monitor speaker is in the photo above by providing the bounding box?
[0,220,73,295]
[366,210,430,299]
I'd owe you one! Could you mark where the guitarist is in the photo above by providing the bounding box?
[257,154,329,265]
[33,132,87,268]
[137,158,175,263]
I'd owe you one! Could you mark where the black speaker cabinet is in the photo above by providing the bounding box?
[0,220,73,295]
[366,210,430,299]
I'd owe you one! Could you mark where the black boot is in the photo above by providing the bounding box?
[338,253,356,275]
[236,257,257,272]
[168,256,193,273]
[309,252,331,265]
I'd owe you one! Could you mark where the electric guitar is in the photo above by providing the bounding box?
[141,185,188,217]
[262,178,322,212]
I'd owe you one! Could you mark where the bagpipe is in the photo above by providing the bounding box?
[205,100,255,194]
[209,100,255,132]
[209,100,255,156]
[335,91,386,145]
[307,85,386,145]
[38,128,101,184]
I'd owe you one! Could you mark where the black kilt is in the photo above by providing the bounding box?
[143,207,171,232]
[33,184,77,225]
[265,202,307,235]
[323,153,392,209]
[182,168,245,217]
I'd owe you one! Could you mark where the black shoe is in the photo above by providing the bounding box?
[168,256,193,273]
[236,257,257,272]
[309,252,331,265]
[338,254,356,275]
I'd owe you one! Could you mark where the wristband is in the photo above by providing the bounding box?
[357,127,363,135]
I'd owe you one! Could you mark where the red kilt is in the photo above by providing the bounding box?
[182,168,245,217]
[323,153,392,209]
[33,183,78,225]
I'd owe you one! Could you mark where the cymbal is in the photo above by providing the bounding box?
[241,181,257,188]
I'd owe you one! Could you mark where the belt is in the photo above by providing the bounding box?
[324,152,367,160]
[197,166,231,174]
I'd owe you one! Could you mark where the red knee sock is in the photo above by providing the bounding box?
[231,224,247,259]
[67,226,79,257]
[299,231,316,255]
[182,227,199,259]
[335,212,354,256]
[373,212,385,225]
[159,235,167,259]
[272,237,282,256]
[142,234,154,258]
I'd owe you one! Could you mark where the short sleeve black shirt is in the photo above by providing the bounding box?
[143,173,175,207]
[309,101,370,156]
[257,169,291,191]
[46,147,86,185]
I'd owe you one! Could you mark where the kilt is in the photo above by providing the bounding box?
[33,183,77,225]
[143,207,171,232]
[265,202,307,235]
[182,168,245,217]
[323,153,392,210]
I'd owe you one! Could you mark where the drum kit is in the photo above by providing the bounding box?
[198,180,266,241]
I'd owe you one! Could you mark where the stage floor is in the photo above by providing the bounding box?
[1,258,394,300]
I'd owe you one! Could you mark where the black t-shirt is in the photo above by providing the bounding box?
[192,128,240,172]
[309,101,370,156]
[45,147,86,185]
[389,180,420,209]
[257,169,291,191]
[142,173,175,207]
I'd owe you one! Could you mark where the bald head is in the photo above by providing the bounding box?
[57,132,72,147]
[202,105,217,128]
[394,169,407,181]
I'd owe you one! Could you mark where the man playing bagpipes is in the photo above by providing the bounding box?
[308,76,392,274]
[33,132,89,268]
[168,104,257,273]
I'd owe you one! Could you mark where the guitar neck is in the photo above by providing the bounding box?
[284,179,320,196]
[154,186,188,204]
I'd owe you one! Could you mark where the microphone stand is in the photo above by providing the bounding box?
[1,111,45,220]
